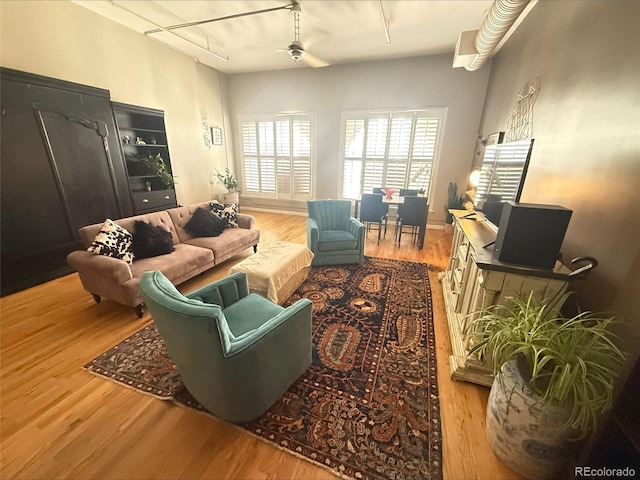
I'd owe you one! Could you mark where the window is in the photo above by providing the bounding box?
[239,114,313,200]
[474,139,534,206]
[340,109,445,200]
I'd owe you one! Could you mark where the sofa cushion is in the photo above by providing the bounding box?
[184,207,227,237]
[129,244,214,283]
[185,227,260,263]
[210,200,238,228]
[87,219,134,264]
[132,220,175,259]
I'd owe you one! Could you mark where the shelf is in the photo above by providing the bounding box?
[113,101,176,215]
[122,143,168,148]
[121,127,164,134]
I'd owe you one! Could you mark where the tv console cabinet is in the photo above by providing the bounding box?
[438,210,572,386]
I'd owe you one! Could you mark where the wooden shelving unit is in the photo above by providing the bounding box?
[112,102,177,214]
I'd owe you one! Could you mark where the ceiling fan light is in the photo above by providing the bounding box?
[288,46,304,63]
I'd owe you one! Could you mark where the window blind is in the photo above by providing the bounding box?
[475,139,534,205]
[341,109,444,199]
[239,114,313,200]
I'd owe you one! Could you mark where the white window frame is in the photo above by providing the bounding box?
[338,107,447,207]
[238,113,314,201]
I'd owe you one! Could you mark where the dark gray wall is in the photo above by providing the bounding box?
[479,1,640,345]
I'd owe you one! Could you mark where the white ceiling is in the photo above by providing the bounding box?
[73,0,497,74]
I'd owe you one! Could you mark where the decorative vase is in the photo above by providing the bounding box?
[486,361,578,480]
[221,191,239,205]
[381,188,396,200]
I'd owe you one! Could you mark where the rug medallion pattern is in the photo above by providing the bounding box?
[85,257,442,480]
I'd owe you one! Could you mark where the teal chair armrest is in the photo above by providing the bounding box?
[226,298,313,356]
[218,297,313,421]
[185,272,250,308]
[346,217,365,242]
[307,218,320,251]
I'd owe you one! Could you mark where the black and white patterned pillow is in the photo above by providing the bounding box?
[87,219,134,264]
[209,200,238,228]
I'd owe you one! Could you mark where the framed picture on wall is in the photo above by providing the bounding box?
[486,131,505,146]
[211,127,223,145]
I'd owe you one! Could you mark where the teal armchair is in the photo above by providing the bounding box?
[307,199,365,266]
[139,270,312,423]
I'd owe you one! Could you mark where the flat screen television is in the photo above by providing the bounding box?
[473,138,534,226]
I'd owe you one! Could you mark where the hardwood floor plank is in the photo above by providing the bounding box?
[0,210,521,480]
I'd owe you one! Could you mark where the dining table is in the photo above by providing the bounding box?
[353,194,427,249]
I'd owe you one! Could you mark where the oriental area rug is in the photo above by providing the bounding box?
[85,257,442,480]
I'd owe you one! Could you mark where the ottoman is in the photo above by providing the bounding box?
[229,241,314,305]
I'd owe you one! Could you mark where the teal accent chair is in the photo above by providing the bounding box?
[139,270,313,423]
[307,199,365,266]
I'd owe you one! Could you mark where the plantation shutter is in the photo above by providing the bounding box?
[239,114,313,200]
[341,109,444,199]
[475,139,533,204]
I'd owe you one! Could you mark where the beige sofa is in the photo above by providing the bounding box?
[67,201,260,317]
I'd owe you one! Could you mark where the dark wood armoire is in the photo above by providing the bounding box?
[1,68,134,296]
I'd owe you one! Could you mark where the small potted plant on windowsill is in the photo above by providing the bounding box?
[215,167,240,204]
[444,182,465,232]
[466,292,627,479]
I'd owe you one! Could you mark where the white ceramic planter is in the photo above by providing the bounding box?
[486,360,577,479]
[220,192,239,205]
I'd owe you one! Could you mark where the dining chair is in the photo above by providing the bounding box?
[372,187,384,194]
[396,196,428,247]
[399,189,420,197]
[359,193,389,244]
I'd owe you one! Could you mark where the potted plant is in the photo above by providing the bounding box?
[143,153,174,188]
[444,181,465,231]
[215,167,240,204]
[466,292,627,479]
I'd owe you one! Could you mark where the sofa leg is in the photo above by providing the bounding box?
[135,304,144,318]
[91,293,101,304]
[253,245,258,253]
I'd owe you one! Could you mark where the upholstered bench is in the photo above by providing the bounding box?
[229,241,314,305]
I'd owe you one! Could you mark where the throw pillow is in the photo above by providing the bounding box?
[132,221,175,259]
[209,200,239,228]
[87,219,134,265]
[184,207,227,237]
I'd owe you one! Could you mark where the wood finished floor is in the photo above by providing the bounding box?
[0,210,522,480]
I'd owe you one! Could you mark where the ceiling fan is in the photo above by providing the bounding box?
[286,1,329,68]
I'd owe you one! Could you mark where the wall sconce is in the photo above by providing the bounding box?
[469,169,481,187]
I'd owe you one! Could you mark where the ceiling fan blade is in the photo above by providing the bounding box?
[302,50,329,68]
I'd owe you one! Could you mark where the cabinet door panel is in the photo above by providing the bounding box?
[1,96,71,257]
[1,71,132,295]
[38,107,124,233]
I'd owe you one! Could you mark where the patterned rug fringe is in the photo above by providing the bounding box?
[83,365,174,401]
